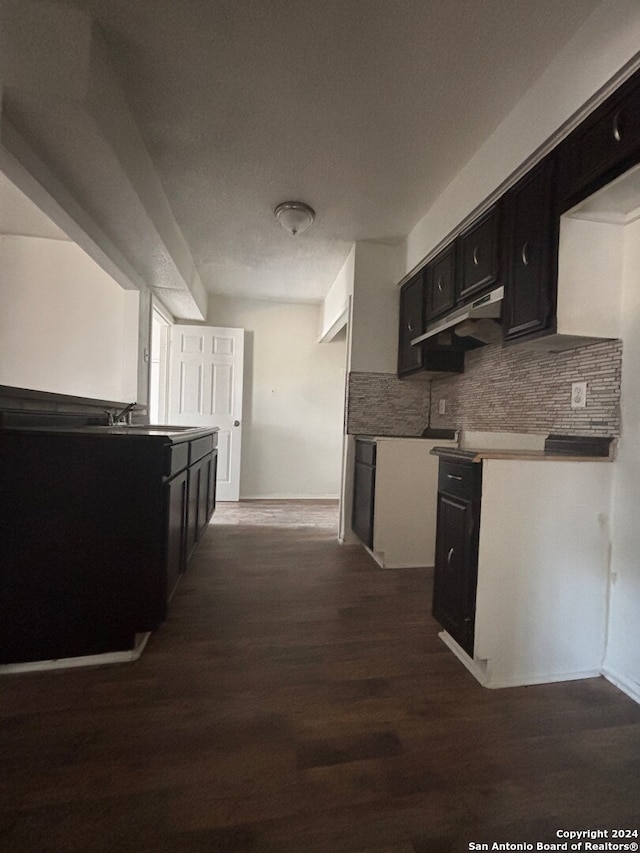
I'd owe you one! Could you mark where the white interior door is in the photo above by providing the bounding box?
[167,325,244,501]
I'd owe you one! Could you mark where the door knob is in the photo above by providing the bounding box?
[233,420,240,427]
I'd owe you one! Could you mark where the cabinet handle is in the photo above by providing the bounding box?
[472,246,480,266]
[407,319,414,332]
[447,474,463,481]
[612,110,623,143]
[447,547,455,566]
[437,277,443,293]
[521,242,531,266]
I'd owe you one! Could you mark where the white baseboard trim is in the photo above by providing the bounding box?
[602,665,640,705]
[0,632,151,675]
[439,631,601,690]
[231,495,340,501]
[439,631,489,686]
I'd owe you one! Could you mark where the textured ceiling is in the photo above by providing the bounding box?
[53,0,602,303]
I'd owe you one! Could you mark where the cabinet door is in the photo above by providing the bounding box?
[352,445,376,548]
[427,245,456,321]
[432,492,479,656]
[206,450,218,521]
[502,157,558,343]
[559,74,640,206]
[186,457,203,562]
[165,469,188,601]
[457,205,500,302]
[397,273,425,376]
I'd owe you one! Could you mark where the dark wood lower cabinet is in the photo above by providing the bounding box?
[165,468,189,601]
[0,427,218,665]
[352,439,376,548]
[432,459,481,656]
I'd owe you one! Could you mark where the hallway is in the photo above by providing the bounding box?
[1,500,639,852]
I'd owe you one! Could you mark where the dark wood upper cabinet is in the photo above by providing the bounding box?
[502,156,558,343]
[457,203,501,302]
[559,71,640,209]
[397,272,425,377]
[426,244,456,322]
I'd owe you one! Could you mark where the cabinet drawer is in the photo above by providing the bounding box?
[355,439,376,466]
[189,434,214,465]
[167,442,189,478]
[438,459,480,500]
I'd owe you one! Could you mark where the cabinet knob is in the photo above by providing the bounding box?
[521,241,531,267]
[472,246,480,266]
[612,110,623,143]
[447,547,455,566]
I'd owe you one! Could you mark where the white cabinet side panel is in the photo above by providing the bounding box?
[475,460,612,686]
[373,439,455,568]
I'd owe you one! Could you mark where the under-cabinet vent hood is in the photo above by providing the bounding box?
[411,285,503,345]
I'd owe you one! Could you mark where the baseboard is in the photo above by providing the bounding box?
[439,631,602,690]
[0,632,151,675]
[602,665,640,705]
[233,495,340,501]
[439,631,489,686]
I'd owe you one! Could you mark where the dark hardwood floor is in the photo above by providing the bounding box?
[2,500,639,852]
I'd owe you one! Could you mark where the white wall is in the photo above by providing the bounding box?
[319,245,354,341]
[205,296,346,499]
[0,235,139,401]
[349,241,405,374]
[605,217,640,699]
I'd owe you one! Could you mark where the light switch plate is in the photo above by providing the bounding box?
[571,381,587,409]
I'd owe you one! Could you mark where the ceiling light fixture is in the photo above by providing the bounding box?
[274,201,315,236]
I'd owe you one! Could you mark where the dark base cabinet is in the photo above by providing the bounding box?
[0,427,217,665]
[432,458,481,656]
[352,439,376,548]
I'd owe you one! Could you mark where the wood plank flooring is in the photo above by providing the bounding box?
[1,499,639,852]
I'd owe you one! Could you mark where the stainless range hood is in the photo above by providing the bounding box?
[411,285,504,345]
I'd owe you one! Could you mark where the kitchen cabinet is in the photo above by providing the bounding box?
[558,70,640,209]
[426,244,456,321]
[397,272,425,377]
[457,203,501,303]
[352,438,376,548]
[352,434,456,568]
[0,424,218,666]
[432,459,481,656]
[502,156,558,343]
[397,273,466,379]
[431,447,613,688]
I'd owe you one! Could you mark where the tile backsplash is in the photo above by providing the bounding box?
[347,338,622,437]
[346,372,430,436]
[430,339,621,436]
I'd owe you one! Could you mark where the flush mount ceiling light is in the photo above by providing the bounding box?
[274,201,315,236]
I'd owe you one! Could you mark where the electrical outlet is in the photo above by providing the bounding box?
[571,381,587,409]
[438,399,447,415]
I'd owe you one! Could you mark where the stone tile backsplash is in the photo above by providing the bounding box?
[346,372,430,436]
[347,338,622,437]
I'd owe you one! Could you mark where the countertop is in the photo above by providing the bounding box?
[431,433,615,463]
[0,424,219,444]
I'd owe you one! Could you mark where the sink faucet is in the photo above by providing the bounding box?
[106,402,137,426]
